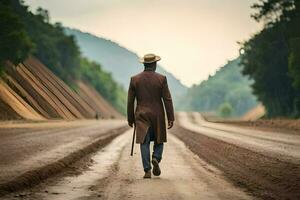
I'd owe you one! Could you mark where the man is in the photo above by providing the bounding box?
[127,53,175,179]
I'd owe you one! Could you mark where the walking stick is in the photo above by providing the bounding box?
[130,124,136,156]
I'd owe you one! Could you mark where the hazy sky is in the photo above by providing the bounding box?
[25,0,261,87]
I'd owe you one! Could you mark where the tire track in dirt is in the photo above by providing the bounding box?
[171,114,300,200]
[0,122,128,196]
[1,130,253,200]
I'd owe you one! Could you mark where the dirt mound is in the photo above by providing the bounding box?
[225,119,300,133]
[241,104,265,121]
[5,62,69,119]
[0,99,22,121]
[0,58,122,120]
[77,81,123,119]
[0,79,44,121]
[24,58,97,119]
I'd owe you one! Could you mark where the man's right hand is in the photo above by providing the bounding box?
[128,122,133,127]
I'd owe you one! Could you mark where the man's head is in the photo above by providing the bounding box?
[139,53,161,71]
[144,62,157,71]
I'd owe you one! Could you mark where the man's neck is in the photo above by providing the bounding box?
[144,67,155,72]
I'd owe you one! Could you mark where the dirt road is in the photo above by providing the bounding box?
[1,113,299,199]
[0,120,127,195]
[2,129,252,200]
[179,112,300,163]
[172,112,300,200]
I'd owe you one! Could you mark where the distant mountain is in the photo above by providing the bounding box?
[179,58,258,117]
[65,28,187,105]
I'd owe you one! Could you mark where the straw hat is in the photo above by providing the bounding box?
[139,54,161,63]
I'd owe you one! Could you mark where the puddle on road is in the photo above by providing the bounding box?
[39,130,131,200]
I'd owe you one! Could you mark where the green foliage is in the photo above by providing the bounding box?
[251,0,295,23]
[79,58,126,114]
[1,0,81,84]
[179,59,258,117]
[287,5,300,116]
[0,0,33,72]
[218,102,233,118]
[241,0,300,117]
[240,24,295,117]
[288,38,300,115]
[1,0,126,114]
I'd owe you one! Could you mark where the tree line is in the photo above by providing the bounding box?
[0,0,125,114]
[240,0,300,118]
[178,59,258,117]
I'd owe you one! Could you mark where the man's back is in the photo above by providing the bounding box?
[132,70,166,107]
[127,69,174,144]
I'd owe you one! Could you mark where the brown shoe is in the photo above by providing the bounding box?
[143,170,151,179]
[152,158,161,176]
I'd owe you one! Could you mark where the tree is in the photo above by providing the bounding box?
[79,58,126,114]
[287,2,300,115]
[36,7,50,23]
[251,0,295,24]
[241,0,300,117]
[218,102,233,118]
[179,58,258,117]
[0,0,32,73]
[240,24,295,117]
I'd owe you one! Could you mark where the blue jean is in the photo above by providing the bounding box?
[140,127,164,172]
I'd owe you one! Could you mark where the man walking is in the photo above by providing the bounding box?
[127,53,175,178]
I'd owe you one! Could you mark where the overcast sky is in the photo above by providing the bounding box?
[25,0,261,87]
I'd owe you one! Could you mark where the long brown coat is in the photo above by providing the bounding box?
[127,69,175,144]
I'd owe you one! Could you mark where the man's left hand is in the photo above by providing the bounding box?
[168,121,174,129]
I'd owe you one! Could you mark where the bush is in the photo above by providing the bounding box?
[218,102,233,118]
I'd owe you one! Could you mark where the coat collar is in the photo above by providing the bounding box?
[144,68,155,72]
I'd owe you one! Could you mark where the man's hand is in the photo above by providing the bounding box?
[128,122,134,128]
[168,121,174,129]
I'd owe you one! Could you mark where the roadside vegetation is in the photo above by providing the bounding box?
[179,59,258,117]
[0,0,126,114]
[0,0,32,72]
[179,0,300,119]
[241,0,300,118]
